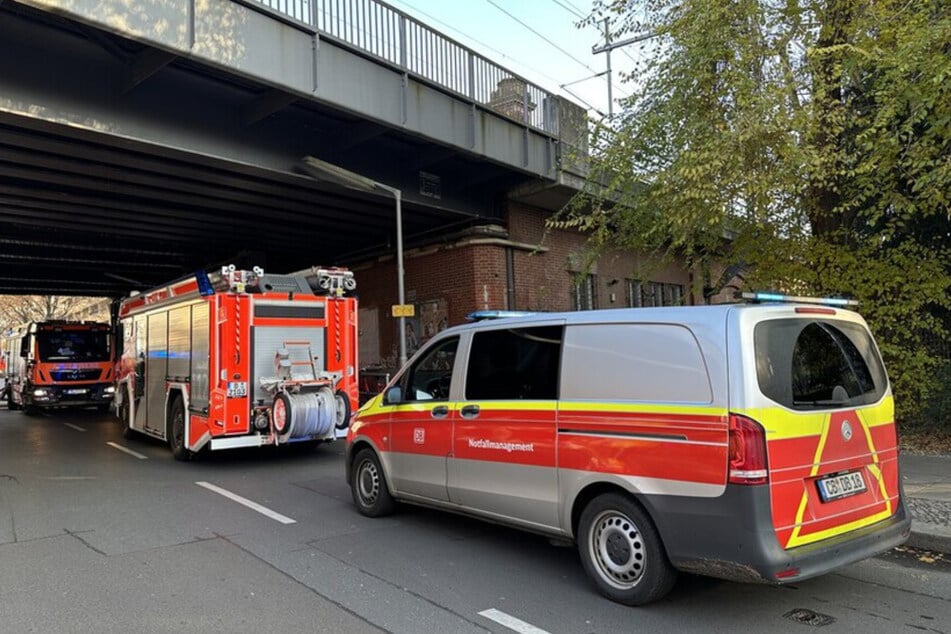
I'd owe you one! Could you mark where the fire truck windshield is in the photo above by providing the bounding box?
[38,331,111,362]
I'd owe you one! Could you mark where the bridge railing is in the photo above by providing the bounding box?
[252,0,559,134]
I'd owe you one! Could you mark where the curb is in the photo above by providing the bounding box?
[907,520,951,554]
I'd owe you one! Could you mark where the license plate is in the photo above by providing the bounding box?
[66,388,88,395]
[817,471,867,502]
[227,381,248,398]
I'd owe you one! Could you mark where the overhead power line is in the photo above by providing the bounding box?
[547,0,586,20]
[483,0,599,76]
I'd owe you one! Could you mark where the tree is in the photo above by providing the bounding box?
[556,0,950,423]
[0,296,110,332]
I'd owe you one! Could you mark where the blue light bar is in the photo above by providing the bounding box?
[466,310,536,321]
[195,270,215,296]
[741,292,858,307]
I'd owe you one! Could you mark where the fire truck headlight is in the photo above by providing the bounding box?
[33,389,48,397]
[104,386,116,394]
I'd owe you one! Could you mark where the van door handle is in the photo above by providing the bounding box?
[460,404,480,419]
[431,405,449,418]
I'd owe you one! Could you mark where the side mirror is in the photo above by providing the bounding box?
[384,386,402,405]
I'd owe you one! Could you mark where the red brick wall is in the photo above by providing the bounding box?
[507,204,695,310]
[351,202,700,367]
[352,244,506,365]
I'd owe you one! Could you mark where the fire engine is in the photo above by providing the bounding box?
[3,320,115,414]
[115,265,359,460]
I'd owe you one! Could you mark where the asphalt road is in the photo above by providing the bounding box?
[1,407,949,634]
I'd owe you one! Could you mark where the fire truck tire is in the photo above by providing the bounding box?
[168,397,192,461]
[351,448,395,517]
[577,493,677,606]
[334,390,351,430]
[7,390,20,411]
[118,398,135,439]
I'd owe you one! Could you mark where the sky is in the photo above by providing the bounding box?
[382,0,644,118]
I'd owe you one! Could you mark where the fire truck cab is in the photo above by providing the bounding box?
[3,321,115,414]
[115,266,359,459]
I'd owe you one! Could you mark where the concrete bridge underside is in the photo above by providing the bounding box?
[0,0,583,296]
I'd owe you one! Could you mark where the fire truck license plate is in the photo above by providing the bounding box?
[227,382,248,398]
[66,388,88,395]
[817,471,867,502]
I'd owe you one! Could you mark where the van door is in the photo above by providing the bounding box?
[387,336,459,502]
[746,312,899,550]
[448,324,562,529]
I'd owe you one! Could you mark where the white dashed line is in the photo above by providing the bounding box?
[64,423,85,432]
[106,442,148,459]
[195,481,297,525]
[478,609,551,634]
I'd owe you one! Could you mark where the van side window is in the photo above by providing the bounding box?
[403,337,458,402]
[754,319,887,410]
[560,324,712,403]
[466,326,562,400]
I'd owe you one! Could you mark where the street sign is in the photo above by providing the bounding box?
[391,304,415,317]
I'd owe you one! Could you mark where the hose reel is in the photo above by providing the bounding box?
[272,387,336,440]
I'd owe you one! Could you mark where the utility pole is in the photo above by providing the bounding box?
[592,24,657,117]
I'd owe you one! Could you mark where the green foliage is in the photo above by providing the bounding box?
[557,0,951,424]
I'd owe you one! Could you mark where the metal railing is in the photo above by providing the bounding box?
[253,0,558,133]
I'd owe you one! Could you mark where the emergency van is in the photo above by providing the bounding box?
[346,294,910,605]
[115,265,358,459]
[3,321,114,413]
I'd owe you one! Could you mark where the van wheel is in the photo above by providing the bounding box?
[168,397,192,461]
[578,493,677,606]
[7,391,20,411]
[350,448,395,517]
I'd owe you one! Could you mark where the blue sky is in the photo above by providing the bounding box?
[384,0,641,117]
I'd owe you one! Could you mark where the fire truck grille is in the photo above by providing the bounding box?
[51,369,102,382]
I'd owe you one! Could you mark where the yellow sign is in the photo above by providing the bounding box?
[391,304,415,317]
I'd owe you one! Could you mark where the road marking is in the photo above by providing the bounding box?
[106,442,148,459]
[478,609,551,634]
[64,423,86,432]
[45,476,97,481]
[195,481,296,525]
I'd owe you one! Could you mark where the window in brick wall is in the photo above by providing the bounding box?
[626,279,684,307]
[571,273,597,311]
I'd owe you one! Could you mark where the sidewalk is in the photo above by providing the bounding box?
[900,453,951,553]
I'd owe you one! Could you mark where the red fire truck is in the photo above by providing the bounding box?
[3,320,115,414]
[115,265,359,460]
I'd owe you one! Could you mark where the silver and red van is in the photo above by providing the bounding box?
[346,294,910,605]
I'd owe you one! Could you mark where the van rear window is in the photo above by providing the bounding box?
[754,319,887,410]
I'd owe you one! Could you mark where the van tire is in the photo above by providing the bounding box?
[168,397,192,461]
[350,448,395,517]
[7,391,20,411]
[578,493,677,606]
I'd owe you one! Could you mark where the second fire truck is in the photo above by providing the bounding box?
[3,320,115,414]
[115,266,359,459]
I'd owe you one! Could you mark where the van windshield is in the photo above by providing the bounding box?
[754,319,887,410]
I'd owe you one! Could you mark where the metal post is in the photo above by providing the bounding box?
[393,188,407,367]
[603,18,612,118]
[298,156,409,369]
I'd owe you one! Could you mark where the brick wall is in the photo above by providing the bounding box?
[352,201,701,368]
[352,243,506,366]
[507,203,695,310]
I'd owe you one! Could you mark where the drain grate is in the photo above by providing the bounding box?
[783,608,836,627]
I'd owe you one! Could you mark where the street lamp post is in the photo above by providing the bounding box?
[300,156,409,368]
